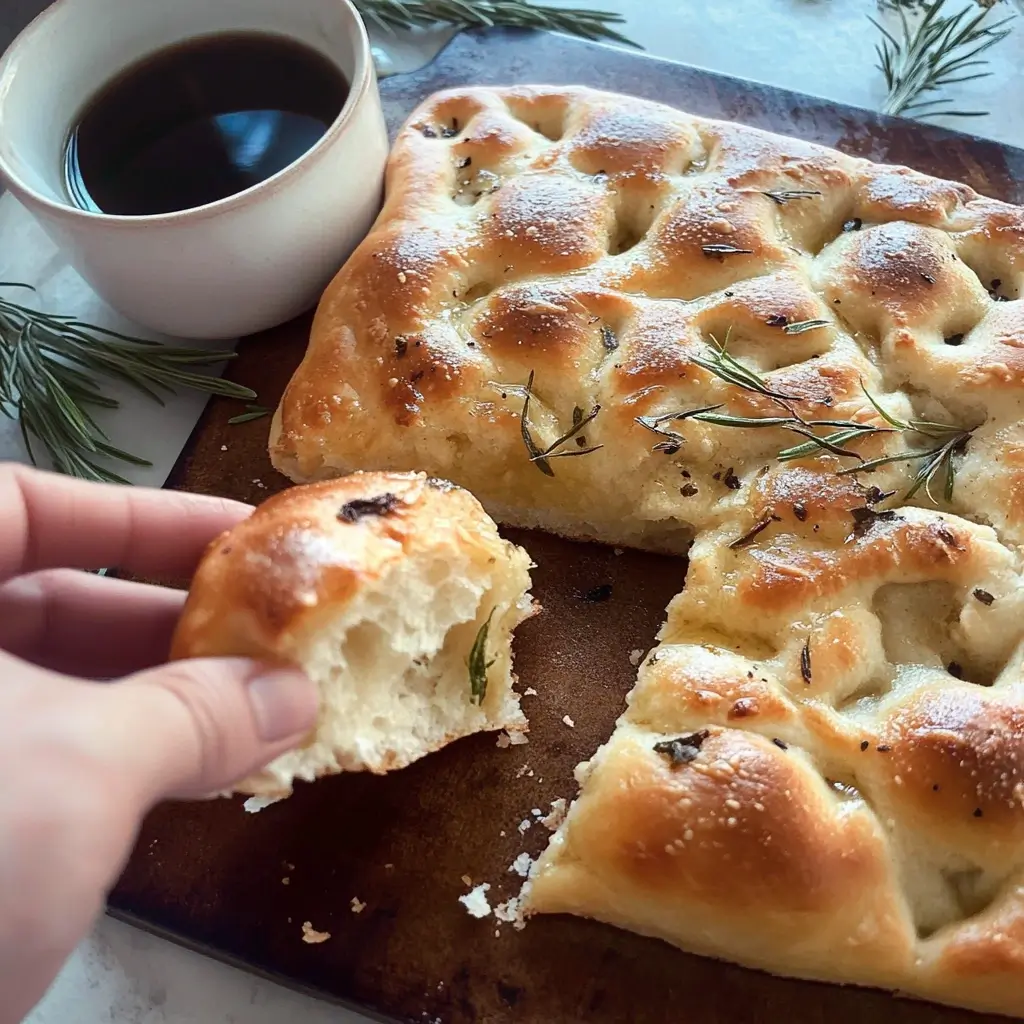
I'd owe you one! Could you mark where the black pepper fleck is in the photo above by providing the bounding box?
[394,337,408,358]
[723,468,741,490]
[877,744,891,753]
[793,503,808,522]
[680,483,699,497]
[973,588,996,606]
[579,584,613,603]
[772,738,788,751]
[860,740,870,752]
[973,807,983,818]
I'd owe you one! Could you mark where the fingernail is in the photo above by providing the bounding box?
[246,669,319,743]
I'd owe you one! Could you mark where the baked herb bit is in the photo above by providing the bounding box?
[338,492,402,522]
[800,640,812,684]
[494,370,602,476]
[0,282,255,483]
[757,189,823,205]
[653,730,710,766]
[730,514,780,550]
[468,609,497,705]
[870,0,1013,120]
[355,0,636,46]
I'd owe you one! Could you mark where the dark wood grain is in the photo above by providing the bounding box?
[105,28,1024,1024]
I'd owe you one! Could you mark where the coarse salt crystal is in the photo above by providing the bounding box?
[509,852,533,877]
[459,883,492,919]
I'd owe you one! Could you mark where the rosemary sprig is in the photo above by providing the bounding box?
[493,371,602,476]
[692,330,802,402]
[355,0,636,45]
[871,0,1013,119]
[468,609,496,705]
[637,330,971,503]
[0,283,255,483]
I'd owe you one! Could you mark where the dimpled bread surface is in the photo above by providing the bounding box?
[271,85,1024,1016]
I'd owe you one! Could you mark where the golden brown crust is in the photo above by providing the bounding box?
[271,85,1024,555]
[171,472,507,661]
[270,85,1024,1015]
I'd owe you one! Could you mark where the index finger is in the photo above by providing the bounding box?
[0,463,254,582]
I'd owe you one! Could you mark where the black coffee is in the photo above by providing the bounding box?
[64,33,349,216]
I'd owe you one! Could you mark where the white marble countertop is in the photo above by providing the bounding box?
[19,0,1024,1021]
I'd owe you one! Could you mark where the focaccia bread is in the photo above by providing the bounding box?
[171,472,535,797]
[271,84,1024,554]
[270,85,1024,1015]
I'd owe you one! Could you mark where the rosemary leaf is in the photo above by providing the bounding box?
[228,404,272,425]
[468,608,497,705]
[758,189,823,205]
[871,0,1013,120]
[701,243,754,257]
[777,426,881,461]
[783,319,831,335]
[515,371,553,476]
[354,0,637,45]
[0,283,256,483]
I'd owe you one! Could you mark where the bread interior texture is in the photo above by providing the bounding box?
[251,548,528,795]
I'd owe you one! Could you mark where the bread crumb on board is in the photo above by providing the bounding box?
[562,715,575,728]
[351,897,366,914]
[518,818,532,834]
[461,874,473,886]
[541,797,568,831]
[496,730,530,748]
[459,883,492,919]
[629,648,645,666]
[495,895,526,930]
[524,687,538,696]
[301,921,331,944]
[243,795,282,814]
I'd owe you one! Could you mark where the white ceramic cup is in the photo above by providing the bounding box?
[0,0,389,339]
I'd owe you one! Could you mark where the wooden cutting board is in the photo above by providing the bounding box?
[109,28,1024,1024]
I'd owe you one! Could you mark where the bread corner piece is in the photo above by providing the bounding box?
[170,471,536,798]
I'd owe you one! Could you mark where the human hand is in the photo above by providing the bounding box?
[0,464,318,1023]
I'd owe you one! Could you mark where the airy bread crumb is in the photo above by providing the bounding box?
[301,922,331,944]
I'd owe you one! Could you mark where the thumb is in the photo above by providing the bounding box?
[95,658,318,803]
